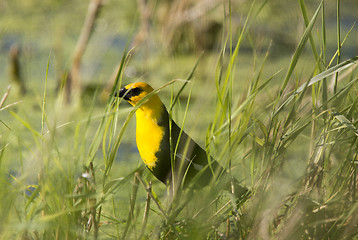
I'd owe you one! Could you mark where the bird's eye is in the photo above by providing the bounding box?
[130,87,142,97]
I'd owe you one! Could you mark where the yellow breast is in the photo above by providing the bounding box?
[135,107,165,170]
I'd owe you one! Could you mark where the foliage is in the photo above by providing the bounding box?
[0,0,358,239]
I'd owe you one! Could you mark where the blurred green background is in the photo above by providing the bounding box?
[1,0,357,93]
[1,0,357,145]
[1,0,358,239]
[1,0,357,169]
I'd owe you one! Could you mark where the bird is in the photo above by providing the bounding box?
[116,82,249,198]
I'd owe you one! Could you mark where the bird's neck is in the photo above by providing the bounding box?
[136,95,164,123]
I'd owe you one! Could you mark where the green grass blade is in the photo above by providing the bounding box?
[277,0,323,100]
[299,0,320,68]
[41,53,51,137]
[87,47,130,164]
[296,56,358,93]
[333,112,358,136]
[168,53,202,112]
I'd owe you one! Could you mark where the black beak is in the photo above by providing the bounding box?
[115,87,130,100]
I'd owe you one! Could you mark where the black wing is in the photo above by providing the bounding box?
[153,107,224,188]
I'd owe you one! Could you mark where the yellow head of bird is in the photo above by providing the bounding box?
[117,82,156,106]
[117,82,164,115]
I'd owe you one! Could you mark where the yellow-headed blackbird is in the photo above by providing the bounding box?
[117,82,248,196]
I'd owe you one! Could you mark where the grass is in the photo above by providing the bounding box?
[1,0,358,239]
